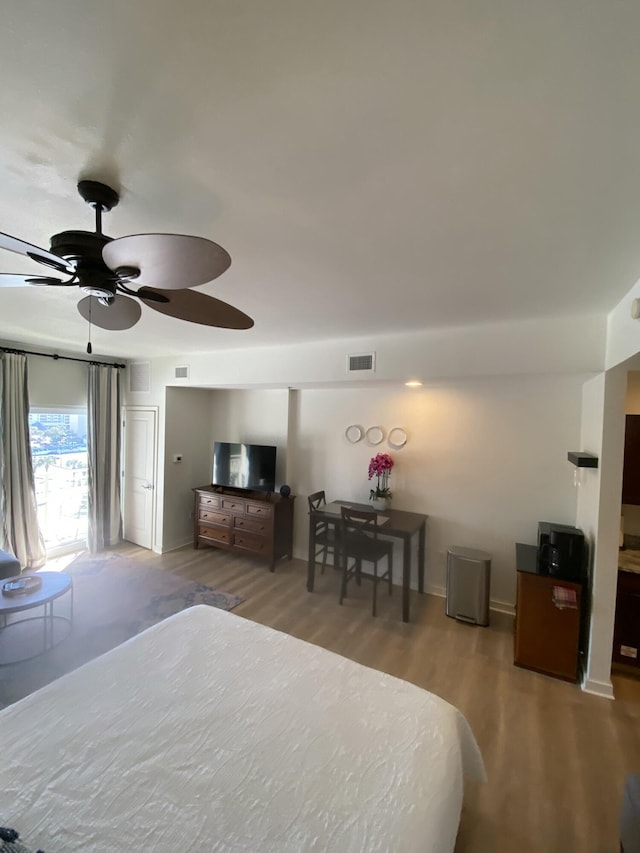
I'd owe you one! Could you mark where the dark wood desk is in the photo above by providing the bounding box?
[307,501,427,623]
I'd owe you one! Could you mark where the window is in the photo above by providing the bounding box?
[29,408,88,554]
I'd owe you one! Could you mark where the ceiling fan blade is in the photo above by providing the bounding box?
[77,294,142,331]
[103,234,231,290]
[139,287,253,330]
[0,273,64,288]
[0,231,75,274]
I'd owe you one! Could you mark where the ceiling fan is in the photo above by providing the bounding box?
[0,179,253,350]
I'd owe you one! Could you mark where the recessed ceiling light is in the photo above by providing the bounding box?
[405,380,423,387]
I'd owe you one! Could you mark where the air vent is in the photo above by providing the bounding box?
[129,361,151,393]
[174,365,190,380]
[347,352,376,374]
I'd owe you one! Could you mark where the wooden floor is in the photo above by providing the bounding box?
[69,542,640,853]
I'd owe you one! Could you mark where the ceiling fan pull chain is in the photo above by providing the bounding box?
[87,297,93,354]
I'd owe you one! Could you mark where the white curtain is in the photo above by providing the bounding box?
[87,364,122,552]
[0,352,46,569]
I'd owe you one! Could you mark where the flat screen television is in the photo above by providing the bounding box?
[212,441,277,493]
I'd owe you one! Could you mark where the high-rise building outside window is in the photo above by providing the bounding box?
[29,408,88,554]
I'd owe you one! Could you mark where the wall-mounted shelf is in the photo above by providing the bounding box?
[567,451,598,469]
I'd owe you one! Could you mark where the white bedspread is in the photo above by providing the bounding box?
[0,605,485,852]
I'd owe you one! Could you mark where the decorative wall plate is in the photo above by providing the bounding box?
[365,425,384,445]
[388,427,407,449]
[345,424,363,443]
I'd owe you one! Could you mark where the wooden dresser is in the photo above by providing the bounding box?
[193,486,295,571]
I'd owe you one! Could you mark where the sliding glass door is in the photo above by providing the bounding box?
[29,408,88,555]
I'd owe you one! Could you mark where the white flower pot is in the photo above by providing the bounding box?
[371,497,390,512]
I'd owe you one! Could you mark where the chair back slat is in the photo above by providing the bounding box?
[308,490,336,542]
[341,506,379,541]
[308,490,327,512]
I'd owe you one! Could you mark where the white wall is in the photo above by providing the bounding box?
[159,387,291,551]
[2,335,599,615]
[291,376,587,607]
[578,366,627,697]
[136,314,606,390]
[210,389,290,488]
[27,355,87,408]
[163,387,215,551]
[143,371,588,610]
[0,339,118,408]
[606,277,640,370]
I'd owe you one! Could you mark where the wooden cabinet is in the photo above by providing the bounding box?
[514,568,583,683]
[622,415,640,505]
[193,486,294,571]
[612,569,640,669]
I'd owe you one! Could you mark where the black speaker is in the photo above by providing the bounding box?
[279,484,291,498]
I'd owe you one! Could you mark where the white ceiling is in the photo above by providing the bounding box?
[1,0,640,359]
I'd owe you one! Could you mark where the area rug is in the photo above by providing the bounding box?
[0,550,243,710]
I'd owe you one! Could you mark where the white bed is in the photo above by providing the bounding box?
[0,605,485,852]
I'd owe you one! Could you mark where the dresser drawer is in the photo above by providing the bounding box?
[221,498,246,513]
[199,509,231,526]
[233,531,269,555]
[234,515,269,536]
[197,524,231,545]
[199,494,220,509]
[246,502,273,519]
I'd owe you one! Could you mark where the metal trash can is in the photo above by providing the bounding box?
[446,546,491,626]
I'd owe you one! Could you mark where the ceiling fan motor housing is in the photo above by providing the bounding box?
[50,230,112,264]
[49,230,120,299]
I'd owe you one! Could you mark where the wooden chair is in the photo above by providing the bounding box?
[307,491,340,575]
[339,506,393,616]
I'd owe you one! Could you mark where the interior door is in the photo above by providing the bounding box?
[122,407,157,549]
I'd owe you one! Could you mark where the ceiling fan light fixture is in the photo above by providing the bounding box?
[75,264,117,300]
[77,294,142,331]
[81,283,117,299]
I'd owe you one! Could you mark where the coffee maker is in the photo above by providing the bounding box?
[537,521,585,582]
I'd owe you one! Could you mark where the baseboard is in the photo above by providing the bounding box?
[490,599,516,617]
[427,583,515,617]
[157,537,192,555]
[581,677,615,699]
